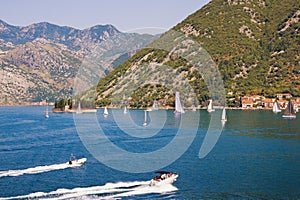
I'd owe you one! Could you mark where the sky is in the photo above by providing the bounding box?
[1,0,210,34]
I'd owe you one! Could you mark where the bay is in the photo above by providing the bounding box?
[0,106,299,199]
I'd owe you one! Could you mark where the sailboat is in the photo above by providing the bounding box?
[45,105,49,118]
[207,99,215,112]
[192,104,197,112]
[282,100,296,119]
[272,101,281,113]
[221,107,227,122]
[143,110,147,126]
[103,107,108,117]
[152,100,159,110]
[76,102,83,114]
[174,92,185,114]
[124,106,128,114]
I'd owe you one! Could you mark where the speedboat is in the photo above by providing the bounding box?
[67,157,87,167]
[149,171,178,186]
[67,158,87,166]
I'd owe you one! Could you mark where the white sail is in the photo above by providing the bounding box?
[174,92,185,113]
[45,106,49,118]
[76,102,82,114]
[272,101,281,113]
[143,110,147,126]
[221,107,227,122]
[207,99,215,112]
[104,107,108,116]
[152,100,159,110]
[192,105,197,112]
[124,106,128,114]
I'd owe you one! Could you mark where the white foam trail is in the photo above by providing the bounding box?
[111,183,178,198]
[0,180,177,200]
[0,158,87,178]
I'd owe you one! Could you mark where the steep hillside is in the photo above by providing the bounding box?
[176,0,300,98]
[0,20,157,105]
[95,0,300,108]
[0,38,81,104]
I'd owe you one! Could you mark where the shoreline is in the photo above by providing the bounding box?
[52,108,97,113]
[0,104,277,111]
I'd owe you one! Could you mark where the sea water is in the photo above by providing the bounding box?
[0,106,299,199]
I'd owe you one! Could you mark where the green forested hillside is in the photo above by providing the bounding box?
[175,0,300,97]
[95,0,300,108]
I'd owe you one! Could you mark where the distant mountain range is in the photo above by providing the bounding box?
[95,0,300,108]
[0,20,157,105]
[0,20,120,50]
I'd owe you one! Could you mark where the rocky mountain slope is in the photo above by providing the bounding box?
[0,20,119,50]
[95,0,300,108]
[0,20,157,105]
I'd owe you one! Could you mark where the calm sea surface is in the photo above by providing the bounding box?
[0,106,299,199]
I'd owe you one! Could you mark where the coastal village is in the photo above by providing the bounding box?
[31,93,300,113]
[240,93,300,112]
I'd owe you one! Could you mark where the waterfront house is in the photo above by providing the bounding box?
[241,95,264,108]
[240,94,299,110]
[278,99,288,109]
[276,93,292,100]
[241,99,254,108]
[293,97,300,112]
[262,98,274,108]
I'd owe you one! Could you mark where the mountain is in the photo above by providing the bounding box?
[0,20,157,105]
[95,0,300,108]
[0,20,119,50]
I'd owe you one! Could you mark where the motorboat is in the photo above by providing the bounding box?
[68,154,87,167]
[67,158,87,166]
[149,171,178,186]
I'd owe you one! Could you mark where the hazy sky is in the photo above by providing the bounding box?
[1,0,210,34]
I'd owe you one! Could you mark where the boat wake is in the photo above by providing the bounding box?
[0,180,178,200]
[0,158,86,178]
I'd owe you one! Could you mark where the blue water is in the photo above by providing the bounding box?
[0,107,299,199]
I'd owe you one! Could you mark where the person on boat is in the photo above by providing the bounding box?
[74,155,78,162]
[69,154,74,165]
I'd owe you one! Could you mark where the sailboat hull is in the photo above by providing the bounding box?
[282,115,296,119]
